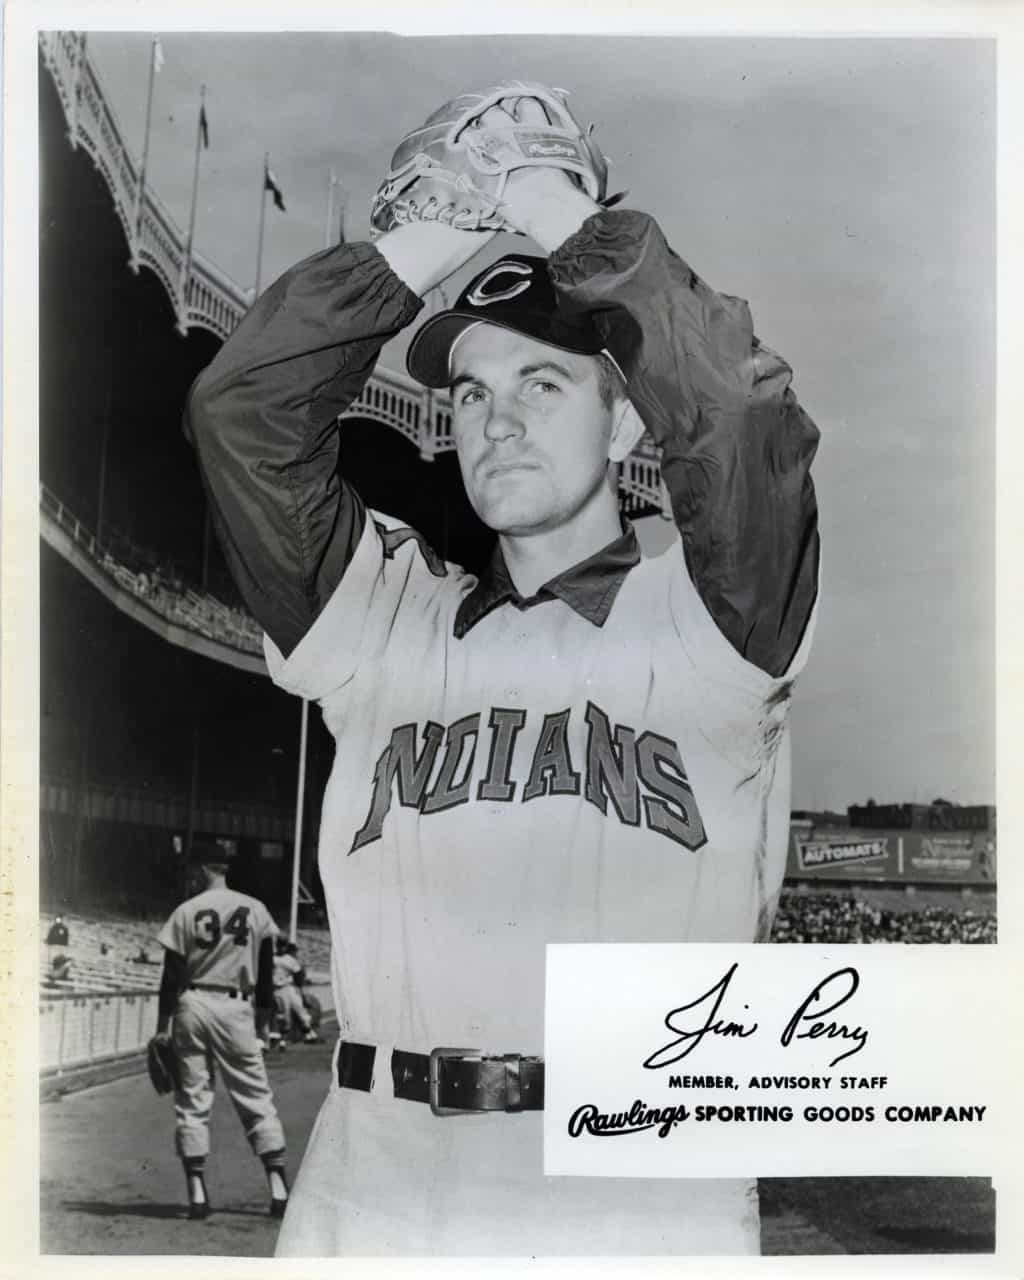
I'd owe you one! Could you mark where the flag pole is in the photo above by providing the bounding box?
[254,152,269,298]
[337,187,347,246]
[291,129,312,926]
[132,36,159,268]
[324,168,336,250]
[287,155,315,932]
[179,84,206,327]
[289,697,309,943]
[293,140,313,922]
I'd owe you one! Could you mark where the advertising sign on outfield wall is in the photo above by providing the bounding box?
[786,828,996,886]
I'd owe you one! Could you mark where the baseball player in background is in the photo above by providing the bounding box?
[272,936,320,1044]
[155,844,291,1220]
[187,86,820,1255]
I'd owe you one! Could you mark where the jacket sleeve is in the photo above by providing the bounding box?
[549,210,820,679]
[255,937,275,1017]
[184,242,424,658]
[157,948,187,1030]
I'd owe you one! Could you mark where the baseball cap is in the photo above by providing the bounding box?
[187,840,233,867]
[406,254,607,389]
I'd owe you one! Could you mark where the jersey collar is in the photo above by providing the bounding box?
[454,522,641,639]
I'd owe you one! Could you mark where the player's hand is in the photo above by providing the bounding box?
[486,99,602,251]
[376,222,498,299]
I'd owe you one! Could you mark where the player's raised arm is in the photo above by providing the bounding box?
[184,226,493,658]
[557,213,819,679]
[499,157,820,679]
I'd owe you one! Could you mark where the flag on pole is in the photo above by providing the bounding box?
[265,166,286,212]
[153,37,165,73]
[199,102,210,149]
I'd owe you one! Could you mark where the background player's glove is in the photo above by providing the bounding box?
[369,81,621,238]
[146,1032,181,1095]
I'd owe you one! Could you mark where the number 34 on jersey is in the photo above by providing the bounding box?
[158,888,277,989]
[193,905,252,949]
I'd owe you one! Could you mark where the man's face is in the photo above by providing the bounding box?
[449,325,617,536]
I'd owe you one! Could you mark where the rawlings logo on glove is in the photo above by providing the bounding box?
[523,139,579,159]
[369,81,621,238]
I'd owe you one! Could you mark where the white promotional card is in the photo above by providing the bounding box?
[544,944,1007,1178]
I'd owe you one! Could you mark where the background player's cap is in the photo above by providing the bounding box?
[187,840,232,867]
[406,254,607,389]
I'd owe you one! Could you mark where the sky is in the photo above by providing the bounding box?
[68,30,997,811]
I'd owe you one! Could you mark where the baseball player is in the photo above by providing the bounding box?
[155,844,290,1220]
[186,88,819,1255]
[272,936,320,1043]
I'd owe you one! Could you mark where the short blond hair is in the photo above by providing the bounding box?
[595,351,627,408]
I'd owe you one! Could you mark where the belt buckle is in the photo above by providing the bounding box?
[428,1046,481,1117]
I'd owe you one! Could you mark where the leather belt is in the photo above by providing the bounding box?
[337,1039,544,1115]
[189,984,250,1000]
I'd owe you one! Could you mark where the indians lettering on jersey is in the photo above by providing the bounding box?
[350,699,707,854]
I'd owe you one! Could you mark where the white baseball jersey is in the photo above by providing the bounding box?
[158,887,278,992]
[267,514,814,1051]
[268,513,814,1258]
[272,951,303,989]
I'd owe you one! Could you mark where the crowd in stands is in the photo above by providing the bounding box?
[770,891,997,944]
[42,483,263,655]
[133,569,262,654]
[40,910,332,998]
[104,557,263,655]
[41,912,166,995]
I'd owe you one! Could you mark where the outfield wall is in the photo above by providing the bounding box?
[40,984,334,1076]
[785,825,997,887]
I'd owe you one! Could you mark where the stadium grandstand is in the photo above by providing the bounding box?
[38,33,994,1085]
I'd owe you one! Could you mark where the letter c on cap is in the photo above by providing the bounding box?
[467,260,533,307]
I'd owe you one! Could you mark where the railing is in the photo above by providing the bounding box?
[41,483,265,656]
[340,363,456,460]
[40,988,159,1075]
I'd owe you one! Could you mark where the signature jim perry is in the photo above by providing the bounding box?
[644,963,868,1069]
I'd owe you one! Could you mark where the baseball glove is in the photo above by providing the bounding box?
[146,1032,181,1096]
[369,81,622,237]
